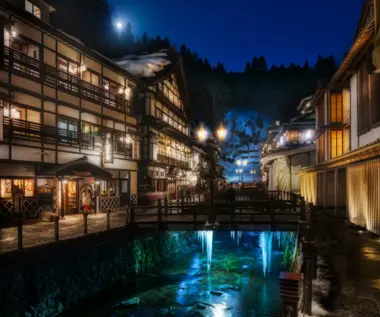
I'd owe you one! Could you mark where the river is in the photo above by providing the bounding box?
[65,231,296,317]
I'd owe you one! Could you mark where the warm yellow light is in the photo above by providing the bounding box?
[239,169,243,173]
[125,87,131,100]
[118,87,124,94]
[80,65,87,72]
[216,124,227,141]
[197,123,208,142]
[243,160,247,166]
[237,160,241,166]
[236,169,239,173]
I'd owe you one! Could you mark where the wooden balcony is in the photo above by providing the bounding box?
[157,154,190,169]
[3,46,131,114]
[3,117,103,149]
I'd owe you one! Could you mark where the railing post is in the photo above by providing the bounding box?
[130,205,135,223]
[54,216,59,241]
[164,196,168,214]
[300,197,306,221]
[170,201,173,214]
[83,212,88,235]
[181,195,185,213]
[107,209,111,230]
[279,272,301,317]
[270,197,275,225]
[302,259,313,315]
[17,216,23,250]
[125,206,129,225]
[158,200,162,226]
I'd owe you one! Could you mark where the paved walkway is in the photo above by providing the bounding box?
[0,211,127,254]
[310,211,380,317]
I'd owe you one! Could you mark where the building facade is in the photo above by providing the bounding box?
[261,96,316,193]
[300,0,380,234]
[117,53,209,201]
[0,0,140,218]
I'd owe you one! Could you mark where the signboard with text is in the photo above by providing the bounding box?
[104,133,114,164]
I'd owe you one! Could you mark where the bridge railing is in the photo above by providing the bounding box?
[128,195,306,228]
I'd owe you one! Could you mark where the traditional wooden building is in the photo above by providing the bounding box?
[117,52,208,200]
[261,96,316,193]
[300,0,380,233]
[0,0,140,218]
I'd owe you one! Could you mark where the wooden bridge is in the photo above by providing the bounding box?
[128,190,307,231]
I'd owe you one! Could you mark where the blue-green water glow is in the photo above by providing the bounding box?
[68,231,297,317]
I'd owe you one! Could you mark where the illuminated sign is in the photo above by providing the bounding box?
[104,133,113,164]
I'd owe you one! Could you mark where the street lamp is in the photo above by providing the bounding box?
[216,123,227,142]
[196,123,227,223]
[197,123,209,142]
[250,170,256,183]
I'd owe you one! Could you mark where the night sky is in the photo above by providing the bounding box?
[108,0,363,71]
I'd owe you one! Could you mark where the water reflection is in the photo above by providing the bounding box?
[72,231,297,317]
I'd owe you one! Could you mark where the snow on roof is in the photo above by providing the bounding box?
[58,29,85,46]
[115,51,171,78]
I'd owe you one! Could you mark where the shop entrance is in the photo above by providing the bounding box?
[64,180,78,214]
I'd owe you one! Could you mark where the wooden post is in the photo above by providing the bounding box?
[54,216,59,241]
[300,197,306,221]
[107,209,111,230]
[181,195,185,213]
[83,212,88,235]
[17,216,23,250]
[302,259,313,315]
[164,196,168,214]
[130,205,135,223]
[270,198,275,225]
[302,242,318,279]
[279,272,301,317]
[158,200,162,226]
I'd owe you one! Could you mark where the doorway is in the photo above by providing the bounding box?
[65,180,78,214]
[120,179,130,207]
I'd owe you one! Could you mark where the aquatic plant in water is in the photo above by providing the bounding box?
[197,231,214,272]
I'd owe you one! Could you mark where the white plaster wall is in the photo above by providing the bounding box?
[12,146,42,162]
[359,126,380,147]
[350,73,359,150]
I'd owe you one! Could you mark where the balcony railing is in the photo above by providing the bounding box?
[3,117,103,149]
[3,46,41,79]
[157,154,190,169]
[3,46,131,114]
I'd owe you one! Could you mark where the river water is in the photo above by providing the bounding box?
[67,231,296,317]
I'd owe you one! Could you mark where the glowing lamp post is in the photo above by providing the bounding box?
[250,170,257,183]
[196,122,227,223]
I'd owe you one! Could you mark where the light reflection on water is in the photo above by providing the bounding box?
[73,231,297,317]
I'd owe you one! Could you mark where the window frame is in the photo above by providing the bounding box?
[25,0,41,19]
[330,129,343,159]
[330,92,343,123]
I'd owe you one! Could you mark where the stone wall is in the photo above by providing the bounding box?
[0,228,192,317]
